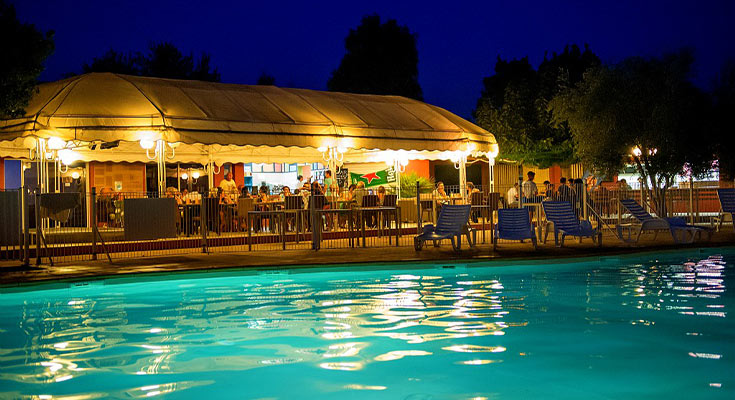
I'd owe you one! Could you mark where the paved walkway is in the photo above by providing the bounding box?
[1,231,733,287]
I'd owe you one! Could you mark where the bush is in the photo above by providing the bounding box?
[400,172,434,198]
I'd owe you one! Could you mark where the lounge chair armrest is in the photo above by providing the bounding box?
[422,225,435,234]
[580,220,593,231]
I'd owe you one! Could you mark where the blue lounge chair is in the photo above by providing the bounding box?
[618,199,711,244]
[414,204,474,252]
[542,201,602,247]
[716,188,735,232]
[493,208,537,250]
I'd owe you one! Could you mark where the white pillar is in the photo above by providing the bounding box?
[459,156,467,203]
[156,140,166,196]
[488,157,495,192]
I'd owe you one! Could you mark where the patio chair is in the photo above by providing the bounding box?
[618,198,711,244]
[716,188,735,232]
[493,208,537,250]
[542,201,602,247]
[414,204,474,252]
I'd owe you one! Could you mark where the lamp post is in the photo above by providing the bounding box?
[319,145,347,184]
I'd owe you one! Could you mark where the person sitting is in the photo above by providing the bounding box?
[557,177,574,202]
[506,182,519,208]
[618,178,632,191]
[543,180,555,200]
[219,172,238,202]
[467,181,480,194]
[281,186,292,199]
[434,182,450,204]
[377,185,387,205]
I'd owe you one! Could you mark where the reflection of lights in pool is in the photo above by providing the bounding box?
[319,362,363,371]
[460,359,502,365]
[374,350,432,361]
[442,345,506,353]
[344,384,387,390]
[54,342,68,349]
[149,328,163,333]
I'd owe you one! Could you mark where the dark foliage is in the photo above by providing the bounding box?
[328,15,422,100]
[0,0,54,117]
[474,44,600,168]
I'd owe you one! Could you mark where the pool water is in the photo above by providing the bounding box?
[0,249,733,399]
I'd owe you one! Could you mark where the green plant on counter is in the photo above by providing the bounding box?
[400,172,434,198]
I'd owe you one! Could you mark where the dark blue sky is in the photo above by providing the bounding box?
[14,0,735,119]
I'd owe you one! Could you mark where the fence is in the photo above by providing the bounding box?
[0,184,726,265]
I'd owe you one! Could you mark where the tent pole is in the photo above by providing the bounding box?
[459,156,467,203]
[156,140,166,197]
[488,157,495,193]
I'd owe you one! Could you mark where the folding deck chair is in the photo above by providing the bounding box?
[716,188,735,232]
[542,201,602,247]
[414,204,474,252]
[618,198,711,244]
[493,208,537,250]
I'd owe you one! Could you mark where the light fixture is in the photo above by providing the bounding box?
[140,138,155,150]
[57,149,78,166]
[320,145,346,169]
[632,147,642,157]
[192,171,200,180]
[181,172,189,180]
[47,137,67,150]
[71,171,80,180]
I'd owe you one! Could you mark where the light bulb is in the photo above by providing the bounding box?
[140,138,155,150]
[317,146,327,153]
[47,137,66,150]
[71,171,80,180]
[632,147,642,157]
[192,171,200,179]
[58,149,78,165]
[181,173,189,180]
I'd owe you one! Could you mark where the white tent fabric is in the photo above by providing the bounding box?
[0,73,497,160]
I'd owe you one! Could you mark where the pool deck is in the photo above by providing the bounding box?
[1,230,733,286]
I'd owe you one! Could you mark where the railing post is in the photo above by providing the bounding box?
[22,187,30,267]
[416,181,424,234]
[310,194,319,250]
[201,192,208,253]
[91,187,98,260]
[688,177,694,224]
[34,191,41,266]
[583,182,588,220]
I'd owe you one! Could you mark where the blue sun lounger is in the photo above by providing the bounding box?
[493,208,537,250]
[716,188,735,232]
[618,198,711,244]
[542,201,602,247]
[414,204,474,252]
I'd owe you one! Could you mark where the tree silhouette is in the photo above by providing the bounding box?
[474,44,600,168]
[0,0,54,117]
[328,15,422,100]
[551,50,715,216]
[256,72,276,85]
[81,42,220,82]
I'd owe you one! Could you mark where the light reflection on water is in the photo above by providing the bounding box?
[0,253,732,399]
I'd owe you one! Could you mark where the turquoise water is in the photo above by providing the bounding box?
[0,250,733,399]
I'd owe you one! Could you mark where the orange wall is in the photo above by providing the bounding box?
[406,160,430,178]
[232,163,245,186]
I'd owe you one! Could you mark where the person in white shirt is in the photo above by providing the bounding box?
[219,172,238,200]
[506,182,519,208]
[296,175,304,190]
[522,171,538,201]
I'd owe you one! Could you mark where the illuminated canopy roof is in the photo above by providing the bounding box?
[0,73,497,163]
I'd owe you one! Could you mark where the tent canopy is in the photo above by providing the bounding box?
[0,73,497,162]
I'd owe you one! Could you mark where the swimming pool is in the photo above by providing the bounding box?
[0,249,732,399]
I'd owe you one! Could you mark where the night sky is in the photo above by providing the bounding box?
[13,0,735,119]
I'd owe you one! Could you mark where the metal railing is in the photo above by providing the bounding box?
[1,183,726,265]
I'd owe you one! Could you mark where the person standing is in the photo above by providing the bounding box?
[219,172,238,202]
[296,175,304,190]
[323,170,337,197]
[522,171,538,202]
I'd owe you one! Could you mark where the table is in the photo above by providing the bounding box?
[521,202,545,240]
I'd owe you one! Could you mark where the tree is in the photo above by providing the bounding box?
[328,15,422,100]
[712,61,735,181]
[256,72,276,85]
[82,49,139,75]
[473,45,600,168]
[0,0,54,117]
[81,42,220,82]
[550,50,715,216]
